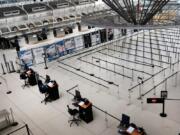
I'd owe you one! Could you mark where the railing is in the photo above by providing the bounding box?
[7,124,32,135]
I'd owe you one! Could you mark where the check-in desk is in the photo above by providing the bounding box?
[118,126,144,135]
[47,81,60,101]
[26,69,37,86]
[126,126,142,135]
[78,101,93,123]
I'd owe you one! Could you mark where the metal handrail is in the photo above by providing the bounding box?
[7,124,31,135]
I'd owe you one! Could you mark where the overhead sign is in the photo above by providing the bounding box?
[161,91,168,99]
[147,98,164,104]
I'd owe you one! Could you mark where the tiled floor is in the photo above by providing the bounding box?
[0,29,180,135]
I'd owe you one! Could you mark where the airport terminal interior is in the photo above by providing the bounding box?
[0,0,180,135]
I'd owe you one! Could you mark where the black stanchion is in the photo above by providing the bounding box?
[0,75,12,94]
[1,63,6,74]
[25,124,30,135]
[10,61,16,72]
[42,53,48,69]
[44,58,48,69]
[6,62,11,73]
[160,99,167,117]
[3,54,8,73]
[10,108,18,126]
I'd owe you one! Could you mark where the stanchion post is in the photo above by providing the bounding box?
[137,77,143,100]
[127,90,131,105]
[163,69,166,78]
[122,66,124,79]
[175,72,178,87]
[114,63,115,75]
[165,79,167,91]
[105,111,108,128]
[170,57,172,69]
[6,62,11,73]
[152,75,156,95]
[160,99,167,117]
[25,124,31,135]
[160,55,162,67]
[132,69,134,82]
[42,53,48,69]
[141,95,144,111]
[106,60,107,69]
[117,86,120,99]
[1,63,6,74]
[10,61,15,72]
[3,54,8,72]
[10,108,18,126]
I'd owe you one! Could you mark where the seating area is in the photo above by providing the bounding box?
[67,105,81,127]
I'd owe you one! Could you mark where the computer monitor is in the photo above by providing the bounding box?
[126,126,135,134]
[75,90,81,101]
[121,114,130,128]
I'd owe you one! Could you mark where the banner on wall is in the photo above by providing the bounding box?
[64,38,75,54]
[96,32,101,44]
[113,29,121,39]
[32,47,44,64]
[128,29,132,34]
[74,36,84,50]
[19,50,33,66]
[91,32,97,46]
[44,44,59,61]
[91,31,101,46]
[56,40,65,56]
[100,29,107,43]
[107,28,114,41]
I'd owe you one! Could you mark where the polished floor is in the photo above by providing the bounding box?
[0,29,180,135]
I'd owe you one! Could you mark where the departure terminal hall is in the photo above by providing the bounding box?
[0,0,180,135]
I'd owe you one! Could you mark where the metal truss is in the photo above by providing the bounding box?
[81,1,180,29]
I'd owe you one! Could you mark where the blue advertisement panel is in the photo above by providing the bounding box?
[19,49,33,66]
[56,40,65,57]
[32,47,44,64]
[64,38,75,54]
[74,36,84,50]
[44,44,59,61]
